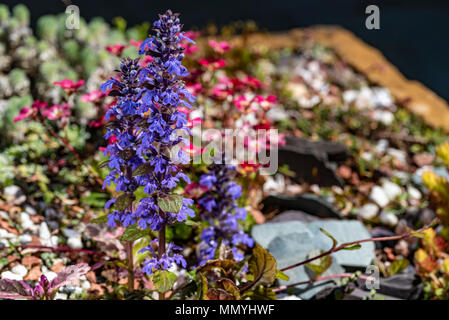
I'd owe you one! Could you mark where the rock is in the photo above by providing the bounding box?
[369,186,389,207]
[356,203,379,220]
[1,271,23,280]
[253,219,375,268]
[374,139,389,154]
[407,186,421,200]
[251,221,312,248]
[67,237,83,249]
[268,210,321,224]
[379,211,399,227]
[343,288,401,300]
[381,181,402,201]
[362,265,422,299]
[0,228,16,239]
[43,271,57,282]
[277,294,302,300]
[370,227,398,249]
[387,148,407,165]
[18,233,32,244]
[54,293,68,300]
[266,106,289,121]
[11,264,27,278]
[24,205,37,216]
[372,110,394,125]
[62,229,80,239]
[278,136,347,187]
[81,280,91,290]
[3,185,26,205]
[39,222,51,240]
[263,175,285,194]
[262,194,342,219]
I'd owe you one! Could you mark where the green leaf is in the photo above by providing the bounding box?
[98,160,110,169]
[199,273,209,300]
[389,259,410,276]
[89,214,109,224]
[305,249,332,278]
[219,279,240,299]
[158,194,183,213]
[275,270,290,281]
[320,228,338,248]
[153,270,177,293]
[247,244,277,290]
[342,243,362,251]
[120,224,148,242]
[132,162,153,177]
[116,193,135,211]
[243,286,277,300]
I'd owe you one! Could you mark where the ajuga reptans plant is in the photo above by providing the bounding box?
[101,10,195,277]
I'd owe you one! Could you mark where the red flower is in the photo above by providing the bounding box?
[13,100,47,122]
[208,40,232,54]
[233,96,250,111]
[140,55,154,68]
[130,39,143,49]
[81,90,106,103]
[106,44,127,56]
[41,104,71,120]
[54,79,85,94]
[198,58,226,70]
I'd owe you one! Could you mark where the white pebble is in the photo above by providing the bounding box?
[67,237,83,249]
[11,264,28,278]
[39,222,51,240]
[407,186,421,200]
[356,203,379,220]
[18,234,32,244]
[54,293,68,300]
[62,229,80,239]
[380,211,399,227]
[369,186,389,207]
[43,271,57,282]
[381,180,402,201]
[1,271,23,281]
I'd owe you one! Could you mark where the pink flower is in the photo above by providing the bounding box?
[41,104,71,120]
[184,182,207,198]
[184,31,200,40]
[181,42,199,55]
[130,39,143,49]
[198,58,226,70]
[81,90,105,103]
[186,83,203,96]
[140,55,154,68]
[208,40,232,54]
[54,79,85,93]
[13,100,47,122]
[106,44,127,56]
[233,96,250,111]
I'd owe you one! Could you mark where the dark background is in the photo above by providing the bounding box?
[4,0,449,102]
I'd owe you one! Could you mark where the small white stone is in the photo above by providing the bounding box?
[356,203,379,220]
[372,110,394,125]
[43,271,57,282]
[381,180,402,201]
[62,229,80,239]
[11,264,28,278]
[24,206,37,216]
[369,186,389,207]
[3,185,21,197]
[407,186,421,200]
[0,228,15,239]
[18,233,32,244]
[1,271,23,280]
[19,212,31,223]
[0,211,8,220]
[380,211,399,227]
[374,139,389,154]
[387,148,407,164]
[39,222,51,240]
[54,293,68,300]
[81,280,91,290]
[67,237,83,249]
[279,295,302,300]
[21,219,36,232]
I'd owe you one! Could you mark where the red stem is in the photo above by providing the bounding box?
[13,244,105,256]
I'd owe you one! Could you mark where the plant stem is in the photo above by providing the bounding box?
[126,241,135,291]
[158,209,166,300]
[273,273,371,293]
[280,220,437,273]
